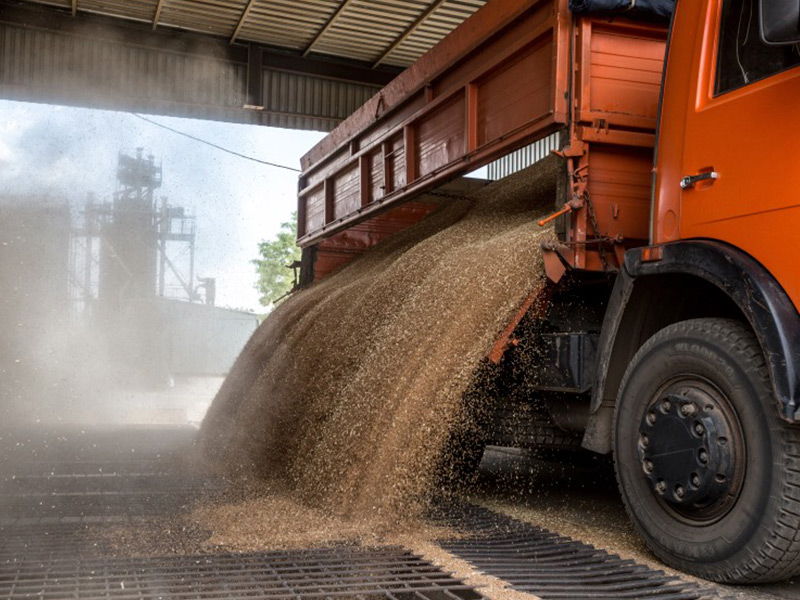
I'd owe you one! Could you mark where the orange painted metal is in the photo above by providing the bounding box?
[298,1,667,283]
[557,16,667,272]
[641,245,664,263]
[539,205,573,227]
[654,0,800,311]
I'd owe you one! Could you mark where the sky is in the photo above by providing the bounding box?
[0,99,325,313]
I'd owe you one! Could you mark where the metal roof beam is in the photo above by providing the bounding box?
[245,43,263,108]
[152,0,165,31]
[302,0,357,58]
[373,0,448,68]
[230,0,257,45]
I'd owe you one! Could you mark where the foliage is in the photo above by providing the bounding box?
[253,212,301,310]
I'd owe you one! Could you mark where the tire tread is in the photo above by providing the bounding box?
[614,318,800,583]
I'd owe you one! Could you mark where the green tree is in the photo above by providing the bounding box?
[253,212,301,310]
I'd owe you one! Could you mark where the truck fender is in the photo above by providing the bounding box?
[583,239,800,454]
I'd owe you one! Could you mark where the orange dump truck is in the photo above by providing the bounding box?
[295,0,800,583]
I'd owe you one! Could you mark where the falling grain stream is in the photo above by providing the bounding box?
[199,156,561,524]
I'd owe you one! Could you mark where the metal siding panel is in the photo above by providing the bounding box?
[161,301,259,375]
[261,67,377,127]
[0,20,378,132]
[486,132,561,180]
[0,21,248,106]
[5,0,491,130]
[380,0,485,66]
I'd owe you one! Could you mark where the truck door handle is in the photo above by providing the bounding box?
[680,171,719,189]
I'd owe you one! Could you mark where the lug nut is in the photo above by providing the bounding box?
[644,459,654,473]
[691,474,701,487]
[647,411,656,425]
[655,481,666,494]
[699,449,708,463]
[675,485,685,498]
[640,434,650,448]
[680,403,696,416]
[662,399,671,412]
[694,422,705,435]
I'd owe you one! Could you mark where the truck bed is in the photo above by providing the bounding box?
[297,0,667,280]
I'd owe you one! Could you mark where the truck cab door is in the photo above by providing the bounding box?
[678,0,800,307]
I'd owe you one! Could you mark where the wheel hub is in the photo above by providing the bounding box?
[638,389,738,516]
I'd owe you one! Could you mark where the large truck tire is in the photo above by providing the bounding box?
[613,318,800,583]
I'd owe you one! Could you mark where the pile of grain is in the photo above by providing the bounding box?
[199,156,561,526]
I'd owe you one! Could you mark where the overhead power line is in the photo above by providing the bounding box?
[130,113,302,173]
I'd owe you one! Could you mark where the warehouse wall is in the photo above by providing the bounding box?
[0,4,389,132]
[159,300,259,376]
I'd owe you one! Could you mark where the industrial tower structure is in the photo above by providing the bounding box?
[74,148,202,314]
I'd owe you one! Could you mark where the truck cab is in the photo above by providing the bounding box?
[584,0,800,582]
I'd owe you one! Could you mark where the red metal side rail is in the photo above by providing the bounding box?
[297,0,572,248]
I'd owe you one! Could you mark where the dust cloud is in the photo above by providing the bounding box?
[0,199,245,430]
[0,196,109,424]
[200,156,562,529]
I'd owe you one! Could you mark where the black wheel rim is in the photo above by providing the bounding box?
[637,375,746,525]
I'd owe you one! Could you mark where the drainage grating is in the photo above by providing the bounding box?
[0,548,481,600]
[0,522,108,561]
[0,427,485,599]
[0,426,222,526]
[436,505,725,600]
[1,546,485,599]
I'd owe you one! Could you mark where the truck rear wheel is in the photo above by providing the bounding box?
[613,318,800,583]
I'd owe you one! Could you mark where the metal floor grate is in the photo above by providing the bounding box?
[0,427,729,600]
[436,505,725,600]
[0,427,485,599]
[1,546,484,600]
[0,426,223,525]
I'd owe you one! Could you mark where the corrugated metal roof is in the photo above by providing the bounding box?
[19,0,488,68]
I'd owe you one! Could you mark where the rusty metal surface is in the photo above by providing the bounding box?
[311,176,487,280]
[313,201,440,281]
